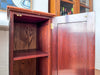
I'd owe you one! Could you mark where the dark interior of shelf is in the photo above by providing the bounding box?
[60,1,73,15]
[14,50,48,61]
[80,6,89,13]
[13,57,48,75]
[69,0,73,1]
[14,14,49,23]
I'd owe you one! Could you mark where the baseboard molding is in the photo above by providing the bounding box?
[0,25,9,31]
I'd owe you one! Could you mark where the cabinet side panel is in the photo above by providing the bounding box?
[87,12,95,75]
[9,11,14,75]
[51,22,58,75]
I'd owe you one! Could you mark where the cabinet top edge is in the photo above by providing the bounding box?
[7,6,56,18]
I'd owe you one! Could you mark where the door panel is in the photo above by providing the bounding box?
[58,22,87,75]
[51,12,95,75]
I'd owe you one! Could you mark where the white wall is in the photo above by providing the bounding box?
[93,0,100,70]
[32,0,48,13]
[0,12,8,26]
[0,31,9,75]
[0,0,48,26]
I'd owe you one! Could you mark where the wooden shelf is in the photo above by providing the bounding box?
[62,0,74,4]
[80,3,90,9]
[14,50,48,61]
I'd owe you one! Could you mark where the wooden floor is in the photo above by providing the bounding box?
[95,69,100,75]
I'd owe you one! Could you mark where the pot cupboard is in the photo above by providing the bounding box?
[8,6,95,75]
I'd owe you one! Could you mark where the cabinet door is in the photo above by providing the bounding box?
[51,12,95,75]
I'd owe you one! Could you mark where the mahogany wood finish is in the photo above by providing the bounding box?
[58,22,87,75]
[37,58,48,75]
[9,11,14,75]
[14,50,48,61]
[13,59,36,75]
[8,6,95,75]
[14,13,49,23]
[37,20,52,75]
[37,20,49,53]
[14,23,37,50]
[7,6,55,18]
[52,12,95,75]
[8,6,53,75]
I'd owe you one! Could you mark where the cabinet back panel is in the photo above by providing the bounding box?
[14,23,37,51]
[13,59,36,75]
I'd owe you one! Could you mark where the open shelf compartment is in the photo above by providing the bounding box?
[13,13,49,60]
[12,12,50,75]
[13,57,48,75]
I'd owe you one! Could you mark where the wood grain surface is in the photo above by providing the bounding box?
[13,59,36,75]
[9,11,14,75]
[37,58,48,75]
[51,12,95,75]
[37,21,49,52]
[14,50,48,61]
[58,22,87,75]
[8,6,52,75]
[7,6,55,18]
[14,23,37,50]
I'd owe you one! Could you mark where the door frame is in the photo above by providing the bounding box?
[51,12,95,75]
